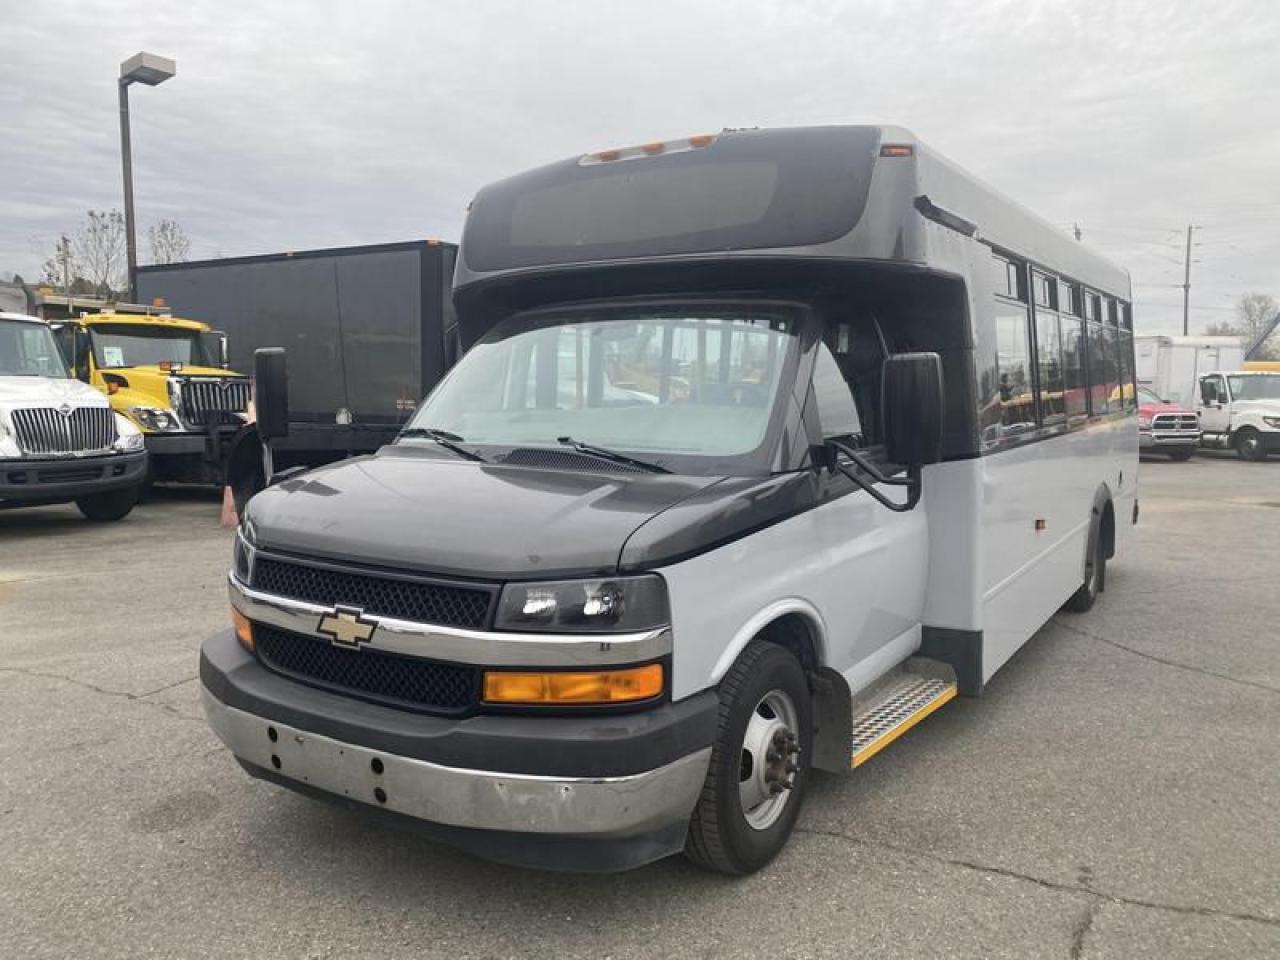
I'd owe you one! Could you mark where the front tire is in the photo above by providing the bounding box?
[685,642,813,875]
[75,485,141,522]
[1235,427,1267,462]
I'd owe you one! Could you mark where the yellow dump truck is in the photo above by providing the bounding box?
[51,313,250,485]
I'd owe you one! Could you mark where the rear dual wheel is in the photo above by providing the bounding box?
[685,642,813,875]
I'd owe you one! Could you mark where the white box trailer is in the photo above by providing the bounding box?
[1135,335,1244,407]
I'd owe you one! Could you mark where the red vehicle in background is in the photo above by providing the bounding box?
[1138,386,1199,460]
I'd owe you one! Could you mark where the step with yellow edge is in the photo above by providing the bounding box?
[850,659,958,768]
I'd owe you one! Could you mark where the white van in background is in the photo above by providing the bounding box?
[0,312,149,520]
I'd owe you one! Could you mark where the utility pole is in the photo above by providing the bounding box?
[58,235,72,295]
[1182,224,1195,336]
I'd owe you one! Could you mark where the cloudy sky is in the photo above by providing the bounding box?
[2,0,1277,334]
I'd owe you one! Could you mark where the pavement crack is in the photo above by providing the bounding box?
[1050,617,1280,695]
[0,666,202,723]
[137,675,199,698]
[1069,898,1102,959]
[793,826,1280,929]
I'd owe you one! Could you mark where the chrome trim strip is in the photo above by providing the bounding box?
[228,573,672,667]
[203,690,709,835]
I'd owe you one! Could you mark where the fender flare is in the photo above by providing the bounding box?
[1084,485,1115,580]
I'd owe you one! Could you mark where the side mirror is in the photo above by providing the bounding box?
[254,347,289,442]
[882,352,944,466]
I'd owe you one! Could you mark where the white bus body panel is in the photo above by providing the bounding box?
[979,422,1136,680]
[659,488,928,701]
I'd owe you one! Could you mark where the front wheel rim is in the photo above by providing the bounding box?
[738,689,801,831]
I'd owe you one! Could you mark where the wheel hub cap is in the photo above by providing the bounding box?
[739,689,801,830]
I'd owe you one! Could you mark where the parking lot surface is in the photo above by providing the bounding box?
[2,457,1278,959]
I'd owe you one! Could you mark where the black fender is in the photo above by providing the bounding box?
[1084,485,1115,588]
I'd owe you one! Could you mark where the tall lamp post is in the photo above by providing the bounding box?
[118,51,176,301]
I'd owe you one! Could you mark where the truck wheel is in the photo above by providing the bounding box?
[685,642,812,875]
[1235,428,1267,462]
[75,486,140,522]
[1167,446,1195,461]
[1063,524,1105,613]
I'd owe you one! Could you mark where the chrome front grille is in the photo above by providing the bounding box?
[11,407,117,455]
[176,377,250,427]
[1151,414,1199,433]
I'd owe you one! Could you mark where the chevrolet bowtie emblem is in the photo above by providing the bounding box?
[317,605,377,648]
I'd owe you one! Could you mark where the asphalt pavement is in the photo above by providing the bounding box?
[1,456,1277,959]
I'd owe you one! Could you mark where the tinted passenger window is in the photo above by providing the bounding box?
[1035,311,1065,424]
[995,302,1034,433]
[1061,317,1088,424]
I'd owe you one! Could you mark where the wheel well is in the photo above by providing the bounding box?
[758,613,820,677]
[1100,499,1115,560]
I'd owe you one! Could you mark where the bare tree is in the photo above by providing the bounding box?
[72,210,127,298]
[1237,293,1279,359]
[148,219,191,265]
[1204,320,1242,337]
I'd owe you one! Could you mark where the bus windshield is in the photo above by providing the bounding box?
[407,304,798,462]
[1228,374,1280,401]
[90,324,211,369]
[0,318,68,378]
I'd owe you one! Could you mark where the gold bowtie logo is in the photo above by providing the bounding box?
[317,605,377,648]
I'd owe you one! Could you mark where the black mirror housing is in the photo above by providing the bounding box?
[882,352,944,466]
[254,347,290,442]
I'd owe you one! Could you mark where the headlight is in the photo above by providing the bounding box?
[129,406,183,431]
[495,575,670,633]
[1263,416,1280,429]
[112,412,145,452]
[232,526,255,583]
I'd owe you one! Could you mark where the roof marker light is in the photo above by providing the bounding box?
[641,142,665,156]
[880,144,914,158]
[688,134,716,148]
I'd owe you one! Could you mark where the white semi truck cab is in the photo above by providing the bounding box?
[1197,371,1280,461]
[0,312,148,520]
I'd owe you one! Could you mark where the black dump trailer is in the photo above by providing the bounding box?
[137,240,458,503]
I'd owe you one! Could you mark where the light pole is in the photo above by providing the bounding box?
[118,51,176,301]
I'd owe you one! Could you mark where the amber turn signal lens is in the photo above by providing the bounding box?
[483,664,663,705]
[231,606,254,652]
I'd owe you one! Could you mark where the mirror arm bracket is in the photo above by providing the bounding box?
[827,440,922,512]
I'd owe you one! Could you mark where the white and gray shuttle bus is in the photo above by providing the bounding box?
[203,125,1139,874]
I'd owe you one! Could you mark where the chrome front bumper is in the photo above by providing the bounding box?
[203,688,710,837]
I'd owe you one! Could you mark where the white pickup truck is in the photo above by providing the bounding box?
[1,312,149,520]
[1197,370,1280,461]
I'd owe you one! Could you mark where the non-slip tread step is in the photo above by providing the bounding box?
[851,675,957,767]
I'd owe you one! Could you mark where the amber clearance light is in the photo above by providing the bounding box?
[483,664,663,705]
[231,607,254,652]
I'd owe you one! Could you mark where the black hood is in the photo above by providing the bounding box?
[245,445,721,581]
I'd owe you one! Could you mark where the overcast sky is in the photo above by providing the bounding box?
[2,0,1277,335]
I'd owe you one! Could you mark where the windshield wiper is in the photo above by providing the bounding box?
[556,436,670,474]
[398,427,487,463]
